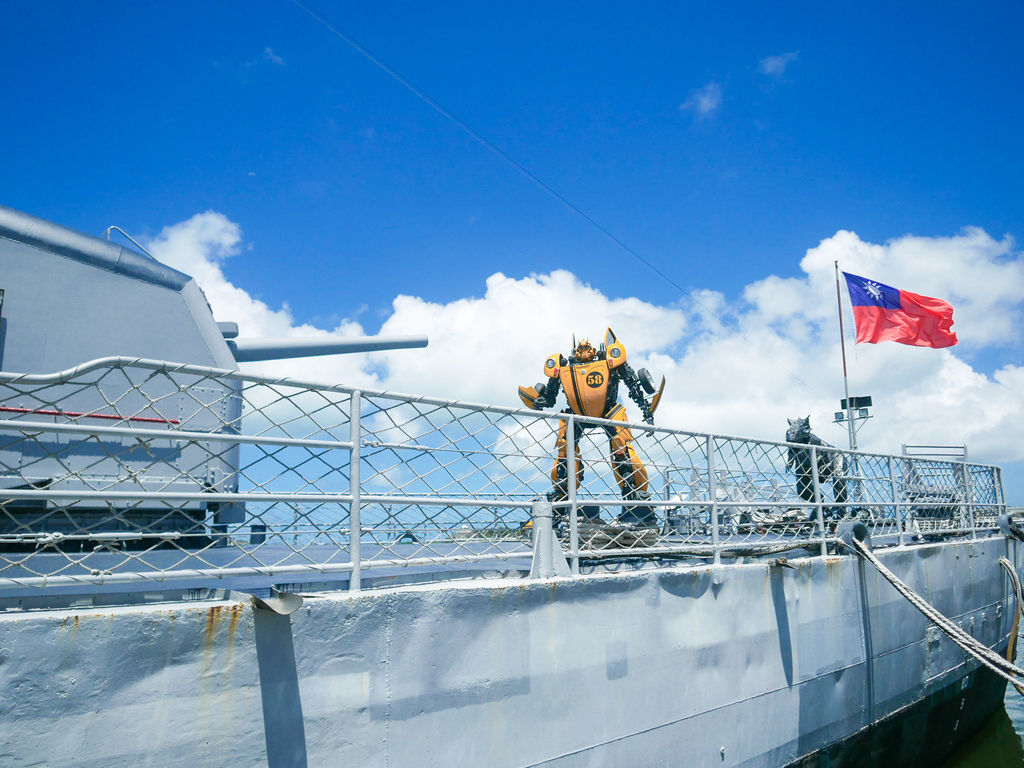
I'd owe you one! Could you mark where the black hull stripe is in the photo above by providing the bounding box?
[784,653,1009,768]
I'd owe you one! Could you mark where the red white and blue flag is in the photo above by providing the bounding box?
[842,272,958,348]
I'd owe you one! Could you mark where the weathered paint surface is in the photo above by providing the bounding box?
[0,600,263,767]
[0,537,1018,768]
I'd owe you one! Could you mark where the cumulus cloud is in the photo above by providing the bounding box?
[144,214,1024,492]
[680,82,722,119]
[373,271,688,402]
[759,51,799,78]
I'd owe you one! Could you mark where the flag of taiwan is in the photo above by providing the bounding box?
[842,272,958,348]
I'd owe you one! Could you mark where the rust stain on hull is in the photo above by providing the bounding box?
[204,604,223,648]
[227,603,242,645]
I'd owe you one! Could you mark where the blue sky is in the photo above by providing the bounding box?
[3,1,1023,497]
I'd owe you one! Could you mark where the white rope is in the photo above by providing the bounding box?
[851,538,1024,696]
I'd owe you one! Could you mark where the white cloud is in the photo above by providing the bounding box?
[144,214,1024,491]
[263,47,285,66]
[759,51,799,78]
[371,271,687,403]
[680,82,722,119]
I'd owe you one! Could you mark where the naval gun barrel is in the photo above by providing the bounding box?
[228,335,428,363]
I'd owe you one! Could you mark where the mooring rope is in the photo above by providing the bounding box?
[1000,557,1023,662]
[850,538,1024,697]
[747,540,825,556]
[627,539,826,560]
[683,540,825,558]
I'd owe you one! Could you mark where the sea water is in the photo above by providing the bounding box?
[944,676,1024,766]
[942,689,1024,766]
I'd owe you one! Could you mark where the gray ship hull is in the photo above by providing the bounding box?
[1,535,1016,767]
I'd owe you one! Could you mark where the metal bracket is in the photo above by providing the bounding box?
[529,500,570,578]
[837,520,872,553]
[250,590,305,615]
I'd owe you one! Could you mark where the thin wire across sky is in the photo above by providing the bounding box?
[290,0,825,398]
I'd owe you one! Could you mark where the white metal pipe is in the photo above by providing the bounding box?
[0,550,532,590]
[0,418,353,451]
[889,456,904,548]
[0,488,535,508]
[707,435,720,565]
[349,391,362,591]
[811,446,827,557]
[0,355,1003,470]
[567,414,579,575]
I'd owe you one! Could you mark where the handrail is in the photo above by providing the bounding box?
[0,356,1002,470]
[0,357,1007,595]
[101,225,157,259]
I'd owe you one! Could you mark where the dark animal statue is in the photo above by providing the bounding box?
[785,416,848,514]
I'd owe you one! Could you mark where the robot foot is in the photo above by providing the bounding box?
[618,492,657,527]
[546,486,567,504]
[544,488,602,524]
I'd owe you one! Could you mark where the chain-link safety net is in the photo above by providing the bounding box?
[0,359,1005,590]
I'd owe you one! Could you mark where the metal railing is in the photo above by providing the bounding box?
[0,358,1007,592]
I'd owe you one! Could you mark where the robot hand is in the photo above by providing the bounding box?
[519,381,556,411]
[532,380,553,409]
[642,406,654,426]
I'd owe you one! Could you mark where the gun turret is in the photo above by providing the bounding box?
[0,204,431,548]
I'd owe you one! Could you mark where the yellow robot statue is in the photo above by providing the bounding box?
[518,329,665,525]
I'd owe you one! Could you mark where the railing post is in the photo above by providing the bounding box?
[349,390,362,592]
[529,500,569,578]
[707,435,720,565]
[566,414,579,574]
[964,464,976,539]
[811,446,827,557]
[889,456,904,547]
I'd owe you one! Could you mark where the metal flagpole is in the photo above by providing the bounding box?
[835,261,857,451]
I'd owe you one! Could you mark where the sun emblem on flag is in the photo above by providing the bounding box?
[865,281,883,302]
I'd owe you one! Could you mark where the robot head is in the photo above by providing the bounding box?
[574,337,597,362]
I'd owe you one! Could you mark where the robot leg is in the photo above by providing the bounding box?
[605,406,649,497]
[605,406,654,525]
[548,416,584,504]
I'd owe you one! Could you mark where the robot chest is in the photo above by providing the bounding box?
[560,362,611,417]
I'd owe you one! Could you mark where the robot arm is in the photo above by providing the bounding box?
[603,329,663,425]
[519,353,565,410]
[534,377,561,408]
[518,376,561,410]
[620,363,655,425]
